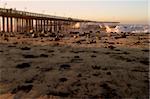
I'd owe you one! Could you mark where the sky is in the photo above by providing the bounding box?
[0,0,149,24]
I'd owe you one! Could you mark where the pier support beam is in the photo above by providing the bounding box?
[21,18,24,32]
[26,19,28,32]
[44,20,46,32]
[16,18,19,32]
[50,20,52,32]
[35,19,37,32]
[2,16,5,32]
[7,17,9,32]
[41,20,42,31]
[31,19,33,31]
[10,17,13,32]
[46,20,48,31]
[54,20,57,32]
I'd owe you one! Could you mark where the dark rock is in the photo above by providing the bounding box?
[25,79,33,83]
[59,78,68,82]
[131,69,148,72]
[121,34,126,38]
[8,45,16,47]
[77,73,82,77]
[11,85,33,94]
[23,54,38,58]
[47,90,70,97]
[16,63,31,69]
[91,55,96,58]
[92,65,101,70]
[4,37,9,41]
[108,42,115,44]
[70,58,83,63]
[54,37,60,41]
[108,45,115,50]
[90,40,96,44]
[123,51,129,54]
[114,49,120,51]
[40,67,53,72]
[106,72,111,75]
[140,60,149,65]
[60,64,71,70]
[75,40,81,44]
[74,56,80,58]
[48,50,54,53]
[92,51,98,53]
[134,41,140,44]
[20,47,31,50]
[40,54,48,57]
[115,36,121,39]
[127,83,131,87]
[93,73,100,76]
[102,67,107,70]
[141,49,149,52]
[100,83,109,89]
[52,43,59,46]
[100,83,120,98]
[13,42,18,45]
[104,52,111,54]
[70,31,79,34]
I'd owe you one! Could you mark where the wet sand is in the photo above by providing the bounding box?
[0,32,149,98]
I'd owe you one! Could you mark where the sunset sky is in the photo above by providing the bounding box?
[0,0,149,24]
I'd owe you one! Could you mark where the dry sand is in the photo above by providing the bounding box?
[0,32,149,98]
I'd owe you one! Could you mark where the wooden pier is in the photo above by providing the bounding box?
[0,8,119,33]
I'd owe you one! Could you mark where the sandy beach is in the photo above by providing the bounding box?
[0,32,149,98]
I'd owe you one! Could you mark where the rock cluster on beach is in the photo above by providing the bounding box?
[0,30,149,98]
